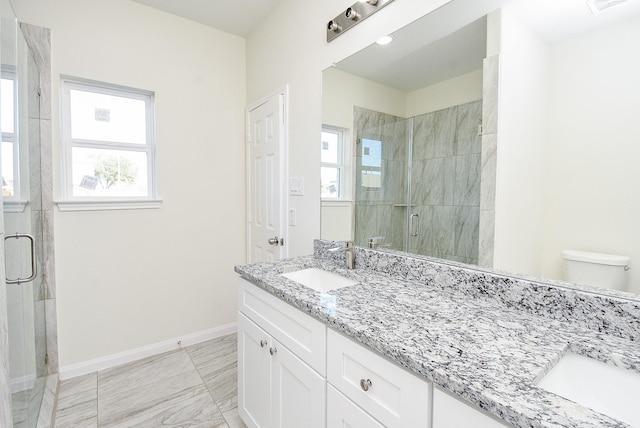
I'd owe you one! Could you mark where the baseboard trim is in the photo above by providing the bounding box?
[59,322,237,380]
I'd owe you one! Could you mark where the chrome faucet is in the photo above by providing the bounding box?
[329,241,356,269]
[368,236,392,249]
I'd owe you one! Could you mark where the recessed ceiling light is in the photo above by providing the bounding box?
[376,35,393,45]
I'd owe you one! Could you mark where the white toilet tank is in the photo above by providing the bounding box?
[562,250,630,291]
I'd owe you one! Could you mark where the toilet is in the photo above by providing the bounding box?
[562,250,630,291]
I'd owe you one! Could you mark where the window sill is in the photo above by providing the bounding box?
[56,199,163,212]
[321,200,353,207]
[3,200,28,213]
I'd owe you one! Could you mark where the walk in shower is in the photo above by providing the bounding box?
[1,0,57,426]
[353,101,482,265]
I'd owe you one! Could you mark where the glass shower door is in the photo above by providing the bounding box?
[2,0,46,425]
[354,118,411,251]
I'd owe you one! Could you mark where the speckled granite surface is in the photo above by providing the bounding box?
[235,240,640,428]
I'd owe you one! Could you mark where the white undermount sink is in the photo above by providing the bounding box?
[537,353,640,426]
[279,268,358,292]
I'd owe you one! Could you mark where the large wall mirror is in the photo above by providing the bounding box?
[320,0,640,296]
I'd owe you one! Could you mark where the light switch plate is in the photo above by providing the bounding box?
[289,208,297,226]
[289,177,304,196]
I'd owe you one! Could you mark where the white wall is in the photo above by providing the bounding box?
[12,0,246,367]
[540,16,640,293]
[247,0,455,257]
[492,8,549,277]
[405,69,483,117]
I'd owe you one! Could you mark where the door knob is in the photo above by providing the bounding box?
[267,236,282,246]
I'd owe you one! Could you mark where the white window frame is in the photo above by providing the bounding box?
[321,125,351,201]
[57,76,161,211]
[1,67,23,212]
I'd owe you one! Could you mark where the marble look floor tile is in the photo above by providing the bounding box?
[186,334,237,378]
[223,407,247,428]
[98,370,205,425]
[202,361,238,413]
[53,338,244,428]
[54,399,97,427]
[99,387,226,428]
[98,350,195,398]
[59,373,97,400]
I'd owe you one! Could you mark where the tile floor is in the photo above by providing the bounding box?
[53,334,246,427]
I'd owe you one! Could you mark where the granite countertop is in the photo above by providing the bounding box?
[235,251,640,428]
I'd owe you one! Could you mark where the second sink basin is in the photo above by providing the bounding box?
[537,352,640,426]
[279,268,358,292]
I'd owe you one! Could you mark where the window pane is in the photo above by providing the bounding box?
[362,170,381,188]
[71,147,148,197]
[321,131,339,164]
[70,89,146,144]
[1,78,15,134]
[321,166,340,198]
[362,139,382,167]
[2,141,15,196]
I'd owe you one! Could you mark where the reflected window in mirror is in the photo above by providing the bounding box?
[321,126,350,200]
[360,138,382,189]
[1,71,18,198]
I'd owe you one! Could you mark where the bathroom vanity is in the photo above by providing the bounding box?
[235,240,640,427]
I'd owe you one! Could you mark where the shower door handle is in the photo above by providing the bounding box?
[410,213,419,237]
[4,233,37,285]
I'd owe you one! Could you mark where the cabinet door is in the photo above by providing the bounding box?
[238,313,272,428]
[327,384,385,428]
[432,386,511,428]
[271,339,326,428]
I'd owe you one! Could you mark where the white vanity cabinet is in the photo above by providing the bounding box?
[238,277,513,428]
[237,279,326,428]
[327,329,431,427]
[432,386,511,428]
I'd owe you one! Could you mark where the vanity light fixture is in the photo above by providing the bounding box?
[327,0,395,42]
[587,0,627,13]
[345,7,360,21]
[376,35,393,45]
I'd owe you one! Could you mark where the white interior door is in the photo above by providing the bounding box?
[247,91,286,263]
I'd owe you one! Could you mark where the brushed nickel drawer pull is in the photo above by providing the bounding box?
[260,340,268,348]
[269,347,277,356]
[360,378,372,391]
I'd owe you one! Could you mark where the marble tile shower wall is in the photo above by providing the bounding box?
[21,23,57,378]
[353,102,482,265]
[409,101,481,264]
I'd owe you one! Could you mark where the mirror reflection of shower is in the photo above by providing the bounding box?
[353,102,482,265]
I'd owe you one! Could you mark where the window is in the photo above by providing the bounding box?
[361,138,382,189]
[321,126,350,199]
[1,70,18,199]
[60,77,159,210]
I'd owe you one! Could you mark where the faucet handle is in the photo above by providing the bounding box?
[329,240,354,252]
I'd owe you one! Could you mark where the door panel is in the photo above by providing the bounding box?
[248,93,285,262]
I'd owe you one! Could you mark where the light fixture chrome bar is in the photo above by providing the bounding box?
[326,0,396,43]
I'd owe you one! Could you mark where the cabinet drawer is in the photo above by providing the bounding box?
[327,329,430,428]
[433,386,511,428]
[327,384,384,428]
[238,278,326,375]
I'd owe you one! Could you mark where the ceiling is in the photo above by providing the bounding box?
[130,0,284,37]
